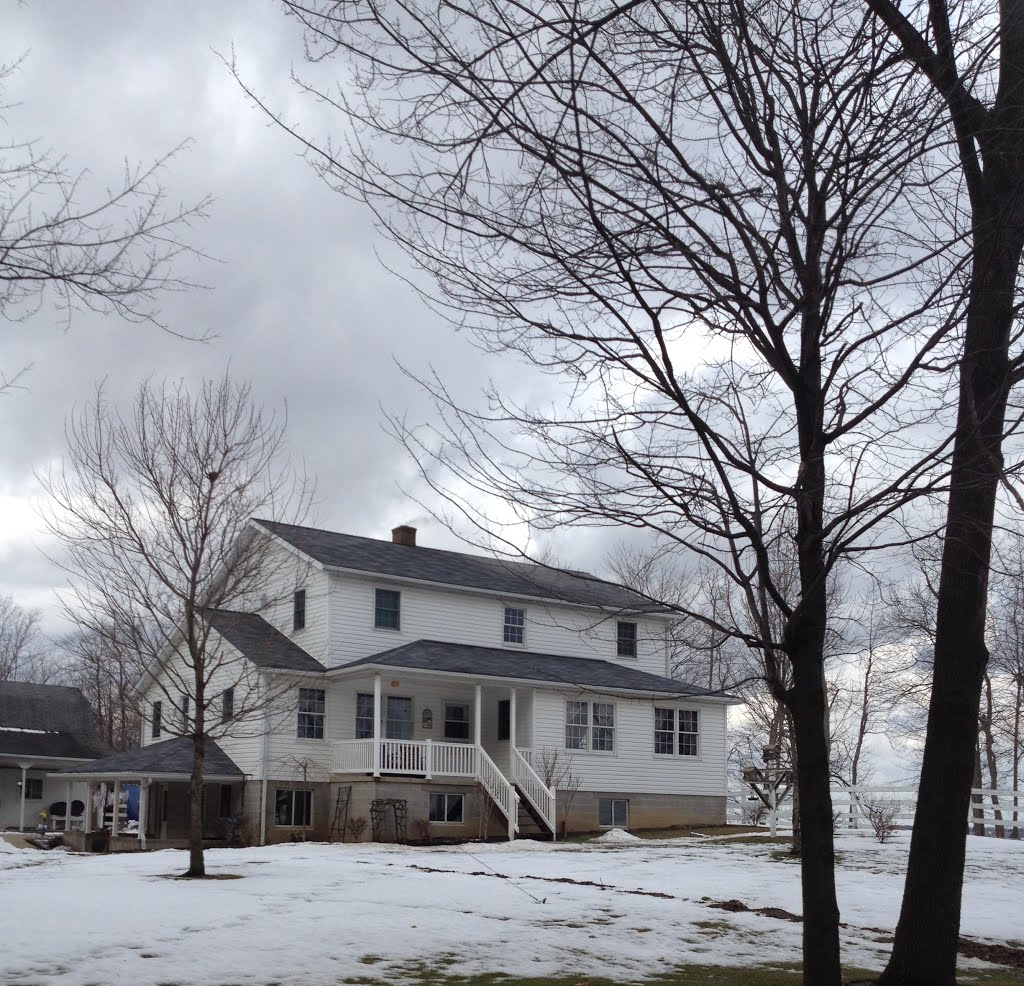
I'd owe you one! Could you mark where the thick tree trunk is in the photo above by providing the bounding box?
[787,668,840,985]
[187,731,206,877]
[879,209,1018,985]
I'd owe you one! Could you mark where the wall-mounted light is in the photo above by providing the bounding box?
[422,708,433,729]
[390,679,400,688]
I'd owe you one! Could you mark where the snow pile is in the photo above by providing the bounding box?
[592,827,642,843]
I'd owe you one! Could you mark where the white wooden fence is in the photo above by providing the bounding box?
[730,783,1024,837]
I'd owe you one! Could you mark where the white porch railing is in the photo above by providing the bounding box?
[510,746,557,838]
[333,738,520,839]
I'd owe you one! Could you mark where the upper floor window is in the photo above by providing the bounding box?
[565,700,615,752]
[221,687,234,723]
[503,607,525,645]
[375,588,401,630]
[617,621,638,658]
[444,701,470,741]
[180,695,190,732]
[297,687,326,739]
[654,707,699,757]
[293,589,306,631]
[151,701,162,739]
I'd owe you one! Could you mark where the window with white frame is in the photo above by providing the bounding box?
[374,588,401,629]
[23,778,43,800]
[503,606,525,644]
[428,792,464,823]
[565,700,615,752]
[293,589,306,631]
[275,789,312,826]
[654,707,700,756]
[616,621,638,658]
[180,695,190,732]
[297,688,326,739]
[221,687,234,723]
[355,692,374,739]
[151,700,162,739]
[444,701,470,741]
[599,798,628,827]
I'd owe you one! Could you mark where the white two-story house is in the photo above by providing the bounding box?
[57,521,733,846]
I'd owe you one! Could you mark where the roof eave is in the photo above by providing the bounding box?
[326,660,731,701]
[320,564,675,618]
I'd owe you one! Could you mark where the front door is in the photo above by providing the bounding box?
[385,696,413,740]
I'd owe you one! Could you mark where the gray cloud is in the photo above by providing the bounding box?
[1,1,571,635]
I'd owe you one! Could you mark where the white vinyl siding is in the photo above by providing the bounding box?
[328,574,673,673]
[532,690,728,796]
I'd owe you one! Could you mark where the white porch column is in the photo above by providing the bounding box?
[372,673,382,778]
[509,688,517,752]
[18,763,29,831]
[473,684,482,747]
[65,781,73,831]
[138,779,150,851]
[84,783,94,834]
[98,782,107,830]
[111,780,121,837]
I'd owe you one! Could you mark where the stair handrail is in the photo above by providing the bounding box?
[475,746,520,840]
[511,746,557,839]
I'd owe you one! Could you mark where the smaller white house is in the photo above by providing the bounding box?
[0,681,108,832]
[58,521,737,847]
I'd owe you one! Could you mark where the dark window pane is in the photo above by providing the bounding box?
[599,798,613,826]
[355,692,375,739]
[503,607,525,644]
[152,701,162,739]
[293,589,306,631]
[497,699,510,741]
[375,589,401,629]
[617,621,637,658]
[222,687,234,723]
[444,702,470,740]
[297,688,326,739]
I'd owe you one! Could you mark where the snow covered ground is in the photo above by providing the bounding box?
[0,829,1021,985]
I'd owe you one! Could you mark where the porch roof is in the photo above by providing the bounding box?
[332,639,735,700]
[46,736,244,782]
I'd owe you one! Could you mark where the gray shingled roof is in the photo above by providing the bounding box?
[339,639,726,698]
[205,609,326,673]
[255,520,670,614]
[51,736,243,779]
[0,681,109,760]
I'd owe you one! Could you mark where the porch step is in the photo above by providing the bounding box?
[515,785,555,840]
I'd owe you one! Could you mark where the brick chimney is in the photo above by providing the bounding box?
[391,525,417,547]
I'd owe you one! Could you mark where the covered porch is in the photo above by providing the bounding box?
[328,661,557,839]
[49,736,246,852]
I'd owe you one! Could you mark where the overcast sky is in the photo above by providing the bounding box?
[0,1,630,635]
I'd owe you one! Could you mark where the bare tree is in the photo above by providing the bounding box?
[57,625,145,752]
[249,3,968,980]
[41,374,312,876]
[0,56,209,390]
[0,594,41,681]
[857,2,1024,979]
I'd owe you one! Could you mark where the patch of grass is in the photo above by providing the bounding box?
[358,955,385,965]
[340,963,1024,986]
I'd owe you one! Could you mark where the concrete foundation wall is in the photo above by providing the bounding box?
[563,790,726,833]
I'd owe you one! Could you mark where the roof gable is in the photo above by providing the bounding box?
[254,519,670,614]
